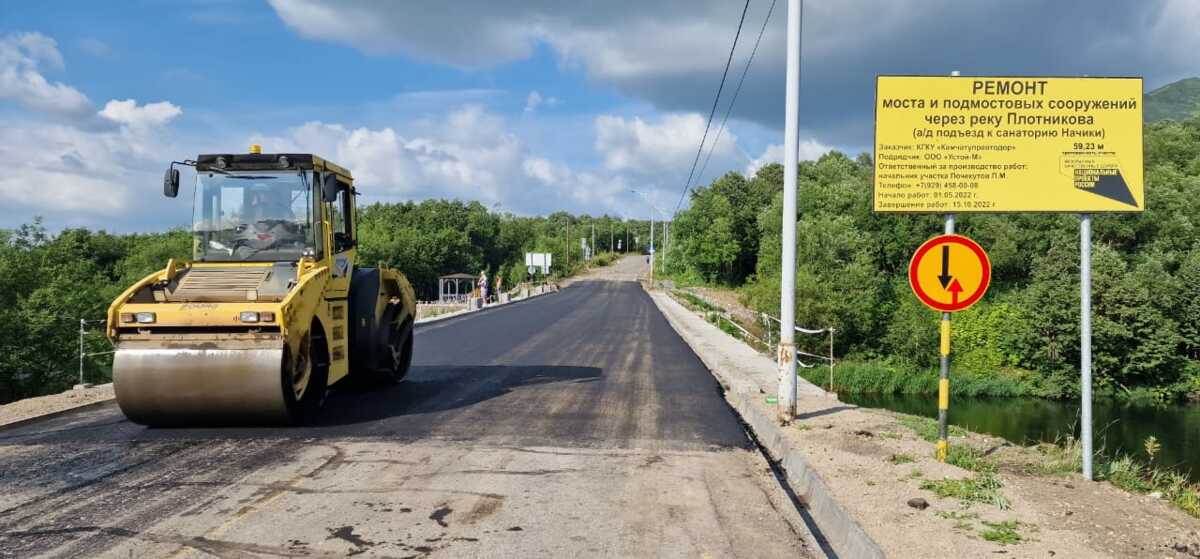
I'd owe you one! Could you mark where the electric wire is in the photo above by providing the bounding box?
[696,0,777,185]
[674,0,753,214]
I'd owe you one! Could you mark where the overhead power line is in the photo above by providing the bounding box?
[674,0,753,214]
[696,0,777,185]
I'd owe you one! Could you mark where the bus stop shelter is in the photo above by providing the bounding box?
[438,273,477,303]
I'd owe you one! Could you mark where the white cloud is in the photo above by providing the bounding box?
[0,120,182,219]
[247,104,637,216]
[594,113,737,175]
[0,32,190,229]
[99,99,183,130]
[251,106,534,205]
[745,139,833,176]
[0,32,92,117]
[524,90,558,113]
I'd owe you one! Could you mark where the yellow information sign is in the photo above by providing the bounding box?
[874,76,1144,213]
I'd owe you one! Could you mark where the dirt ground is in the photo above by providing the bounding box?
[0,383,114,427]
[787,399,1199,558]
[670,284,1200,558]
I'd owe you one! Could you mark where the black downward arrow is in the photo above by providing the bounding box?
[938,245,953,289]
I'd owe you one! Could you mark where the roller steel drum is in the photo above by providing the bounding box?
[113,342,293,426]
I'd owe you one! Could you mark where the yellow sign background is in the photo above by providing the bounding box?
[913,243,985,307]
[874,76,1143,213]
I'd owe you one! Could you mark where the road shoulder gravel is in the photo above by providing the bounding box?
[0,383,115,428]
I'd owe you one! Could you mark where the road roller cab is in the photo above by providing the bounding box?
[106,147,416,426]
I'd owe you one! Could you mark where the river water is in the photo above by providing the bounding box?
[840,392,1200,480]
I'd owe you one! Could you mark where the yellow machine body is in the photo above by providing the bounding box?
[107,152,416,425]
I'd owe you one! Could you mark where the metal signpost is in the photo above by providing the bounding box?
[874,75,1144,477]
[908,233,992,460]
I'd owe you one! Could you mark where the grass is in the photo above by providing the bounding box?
[590,252,615,267]
[897,414,967,443]
[674,290,720,313]
[1030,436,1084,476]
[888,453,915,465]
[1099,455,1200,518]
[945,445,997,474]
[980,520,1024,545]
[935,510,979,532]
[920,472,1010,509]
[797,359,1031,398]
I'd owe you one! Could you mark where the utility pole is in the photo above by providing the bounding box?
[592,223,596,260]
[78,318,86,386]
[566,222,570,273]
[662,220,669,273]
[610,220,614,255]
[778,0,803,420]
[650,211,655,283]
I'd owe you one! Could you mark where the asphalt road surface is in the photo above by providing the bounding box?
[0,262,814,558]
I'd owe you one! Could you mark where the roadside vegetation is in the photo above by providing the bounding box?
[0,206,651,404]
[890,411,1200,518]
[660,115,1200,403]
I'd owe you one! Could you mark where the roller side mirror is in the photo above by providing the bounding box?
[164,168,180,198]
[322,173,340,202]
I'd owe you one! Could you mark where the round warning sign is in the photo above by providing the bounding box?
[908,234,991,312]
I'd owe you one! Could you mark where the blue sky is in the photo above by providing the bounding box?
[1,0,1197,231]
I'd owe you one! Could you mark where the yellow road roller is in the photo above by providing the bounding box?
[106,147,416,426]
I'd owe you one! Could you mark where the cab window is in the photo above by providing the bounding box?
[329,177,353,252]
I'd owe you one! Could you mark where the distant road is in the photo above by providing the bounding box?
[0,259,812,558]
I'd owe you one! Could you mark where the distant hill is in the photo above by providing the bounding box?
[1145,77,1200,122]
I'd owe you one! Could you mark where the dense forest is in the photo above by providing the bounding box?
[665,115,1200,400]
[0,209,652,404]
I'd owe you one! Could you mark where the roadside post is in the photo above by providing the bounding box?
[874,75,1144,475]
[777,0,802,420]
[941,216,954,459]
[1080,214,1093,478]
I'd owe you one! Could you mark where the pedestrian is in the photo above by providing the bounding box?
[478,271,489,305]
[494,273,503,303]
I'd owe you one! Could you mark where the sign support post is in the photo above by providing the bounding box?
[938,215,955,461]
[1080,214,1093,480]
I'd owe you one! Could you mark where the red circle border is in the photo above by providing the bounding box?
[908,234,991,313]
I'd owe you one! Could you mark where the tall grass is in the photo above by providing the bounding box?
[800,360,1030,398]
[1100,455,1200,518]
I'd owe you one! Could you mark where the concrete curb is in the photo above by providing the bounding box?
[648,289,886,559]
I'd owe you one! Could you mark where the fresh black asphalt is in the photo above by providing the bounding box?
[0,281,748,447]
